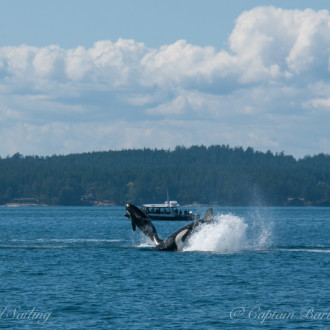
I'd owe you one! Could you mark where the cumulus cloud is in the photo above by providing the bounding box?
[1,6,330,157]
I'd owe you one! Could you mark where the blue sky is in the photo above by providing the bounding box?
[2,0,330,49]
[1,0,330,157]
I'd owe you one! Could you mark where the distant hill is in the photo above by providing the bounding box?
[1,145,330,206]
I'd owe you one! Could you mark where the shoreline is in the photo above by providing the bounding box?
[1,203,330,208]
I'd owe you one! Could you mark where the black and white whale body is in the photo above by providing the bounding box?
[125,203,214,251]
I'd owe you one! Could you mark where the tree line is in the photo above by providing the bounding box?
[1,145,330,206]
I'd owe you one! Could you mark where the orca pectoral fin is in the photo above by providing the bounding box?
[125,210,137,231]
[131,221,136,231]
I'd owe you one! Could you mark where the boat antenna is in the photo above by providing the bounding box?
[167,188,169,205]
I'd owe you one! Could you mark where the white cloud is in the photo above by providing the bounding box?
[306,98,330,110]
[1,6,330,157]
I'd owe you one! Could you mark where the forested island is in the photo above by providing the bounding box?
[1,145,330,207]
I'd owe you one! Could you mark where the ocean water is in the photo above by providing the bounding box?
[0,206,329,329]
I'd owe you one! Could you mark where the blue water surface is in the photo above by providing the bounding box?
[0,206,329,329]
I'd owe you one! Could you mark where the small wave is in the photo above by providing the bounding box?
[9,239,45,242]
[0,245,76,249]
[137,243,155,248]
[49,239,121,243]
[0,238,122,249]
[8,238,121,243]
[278,247,330,254]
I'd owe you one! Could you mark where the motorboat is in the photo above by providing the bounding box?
[140,200,200,221]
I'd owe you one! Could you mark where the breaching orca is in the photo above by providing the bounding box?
[125,203,214,251]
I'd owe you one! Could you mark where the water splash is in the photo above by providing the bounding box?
[183,213,271,253]
[135,232,155,248]
[246,211,272,251]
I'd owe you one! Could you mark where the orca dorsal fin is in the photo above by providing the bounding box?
[203,208,214,223]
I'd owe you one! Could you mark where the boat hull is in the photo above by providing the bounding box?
[147,214,193,221]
